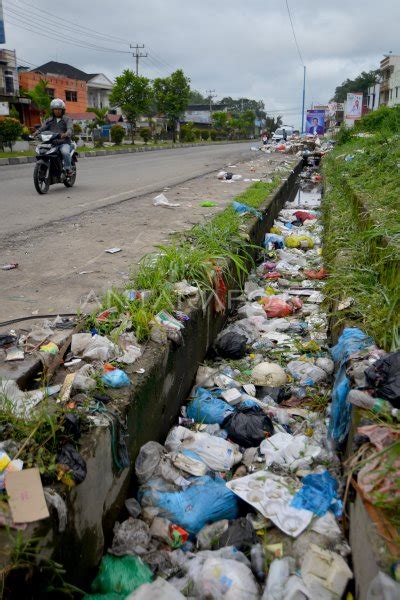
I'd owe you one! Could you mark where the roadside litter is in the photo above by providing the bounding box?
[153,193,181,208]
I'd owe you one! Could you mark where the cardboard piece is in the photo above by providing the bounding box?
[6,468,49,524]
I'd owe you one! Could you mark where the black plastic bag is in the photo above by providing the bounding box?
[365,351,400,407]
[222,406,274,447]
[215,517,257,550]
[215,331,247,359]
[56,443,87,484]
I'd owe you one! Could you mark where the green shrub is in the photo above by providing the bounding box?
[335,124,353,145]
[0,117,23,150]
[180,123,196,142]
[111,124,125,145]
[209,128,218,141]
[193,128,202,140]
[139,127,151,144]
[200,130,210,141]
[355,105,400,134]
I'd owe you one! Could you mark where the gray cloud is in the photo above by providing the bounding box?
[2,0,398,127]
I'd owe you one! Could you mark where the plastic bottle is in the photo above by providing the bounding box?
[251,544,266,582]
[347,390,398,416]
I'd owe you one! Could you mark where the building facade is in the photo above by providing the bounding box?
[379,54,400,107]
[0,48,31,119]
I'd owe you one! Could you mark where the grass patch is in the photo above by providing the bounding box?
[94,179,281,340]
[322,124,400,350]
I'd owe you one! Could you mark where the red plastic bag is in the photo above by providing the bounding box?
[261,297,293,318]
[304,268,328,280]
[294,210,316,223]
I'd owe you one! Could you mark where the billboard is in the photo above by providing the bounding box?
[0,0,5,44]
[345,93,363,121]
[306,109,325,135]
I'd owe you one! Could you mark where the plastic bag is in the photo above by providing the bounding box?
[260,432,321,471]
[135,441,188,486]
[196,520,229,550]
[72,364,96,392]
[214,517,258,551]
[139,475,239,534]
[196,366,217,388]
[251,362,288,386]
[56,443,87,484]
[165,426,242,472]
[227,471,313,537]
[111,518,151,556]
[222,407,274,447]
[127,578,185,600]
[260,297,294,318]
[287,360,327,386]
[232,201,262,219]
[329,327,374,443]
[89,555,152,597]
[102,367,131,388]
[294,210,316,222]
[261,557,294,600]
[187,556,259,600]
[291,471,343,517]
[215,331,247,359]
[187,388,235,425]
[264,233,285,249]
[71,333,119,361]
[285,235,314,249]
[365,351,400,407]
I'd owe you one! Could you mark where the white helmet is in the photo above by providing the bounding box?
[50,98,66,110]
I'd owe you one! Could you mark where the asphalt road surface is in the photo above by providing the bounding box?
[0,142,253,238]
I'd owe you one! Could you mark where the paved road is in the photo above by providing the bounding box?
[0,143,253,238]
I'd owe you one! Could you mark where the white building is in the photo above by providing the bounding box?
[379,54,400,107]
[367,82,380,111]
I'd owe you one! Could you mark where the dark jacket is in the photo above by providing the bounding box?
[38,115,73,142]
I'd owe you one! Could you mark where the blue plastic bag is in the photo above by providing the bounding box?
[264,233,285,249]
[102,368,131,388]
[138,475,239,534]
[329,327,374,443]
[232,201,262,219]
[187,387,235,424]
[291,471,343,517]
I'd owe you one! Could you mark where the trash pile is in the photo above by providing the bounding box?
[84,179,361,599]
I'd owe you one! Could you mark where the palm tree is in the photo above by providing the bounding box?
[23,79,51,123]
[87,106,109,127]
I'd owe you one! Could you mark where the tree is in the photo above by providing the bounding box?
[264,115,282,133]
[188,89,207,104]
[23,79,51,122]
[212,111,228,131]
[221,97,266,119]
[109,70,153,143]
[153,69,191,142]
[87,106,108,127]
[110,124,125,145]
[331,70,378,102]
[139,127,151,144]
[0,117,23,150]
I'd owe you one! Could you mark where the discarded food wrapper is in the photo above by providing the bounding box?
[153,193,180,208]
[102,366,131,388]
[232,201,262,219]
[174,280,198,297]
[1,263,18,270]
[5,347,24,361]
[39,342,59,355]
[155,310,184,331]
[337,297,354,311]
[0,451,23,490]
[227,471,313,537]
[105,247,122,254]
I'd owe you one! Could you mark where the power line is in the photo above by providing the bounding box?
[284,0,304,66]
[130,44,148,76]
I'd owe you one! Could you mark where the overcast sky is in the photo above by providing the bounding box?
[2,0,399,127]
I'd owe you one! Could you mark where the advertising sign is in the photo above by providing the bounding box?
[345,93,363,121]
[0,102,9,116]
[0,0,5,44]
[306,109,325,135]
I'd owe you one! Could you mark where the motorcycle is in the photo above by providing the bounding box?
[31,132,78,195]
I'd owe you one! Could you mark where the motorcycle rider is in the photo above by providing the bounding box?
[36,98,73,175]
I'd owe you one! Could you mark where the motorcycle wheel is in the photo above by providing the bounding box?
[64,167,76,188]
[33,163,50,194]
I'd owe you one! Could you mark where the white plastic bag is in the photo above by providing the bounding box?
[71,333,119,361]
[260,432,321,471]
[127,578,185,600]
[187,557,259,600]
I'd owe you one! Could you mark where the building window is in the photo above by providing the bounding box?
[65,90,78,102]
[396,87,399,98]
[390,89,393,100]
[46,88,55,98]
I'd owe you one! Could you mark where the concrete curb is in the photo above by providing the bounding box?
[0,160,304,587]
[0,140,251,166]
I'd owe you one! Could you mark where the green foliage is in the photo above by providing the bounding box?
[221,97,265,119]
[209,128,217,141]
[23,78,51,119]
[200,129,210,141]
[9,106,20,120]
[180,122,196,142]
[139,127,151,144]
[212,111,228,130]
[153,69,191,142]
[331,69,378,102]
[193,128,202,140]
[355,104,400,134]
[109,70,153,141]
[0,117,23,150]
[335,123,353,145]
[188,89,208,103]
[110,124,125,145]
[88,106,108,127]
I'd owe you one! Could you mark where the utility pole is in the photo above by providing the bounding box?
[301,65,306,134]
[206,89,216,128]
[130,44,148,76]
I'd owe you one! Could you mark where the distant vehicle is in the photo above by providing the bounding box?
[272,126,295,141]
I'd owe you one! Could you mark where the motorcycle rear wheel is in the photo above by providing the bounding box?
[33,163,50,195]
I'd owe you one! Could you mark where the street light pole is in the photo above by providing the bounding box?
[301,65,306,134]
